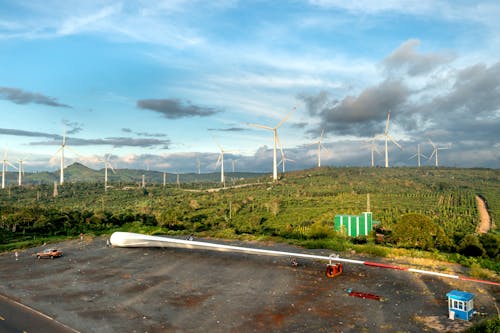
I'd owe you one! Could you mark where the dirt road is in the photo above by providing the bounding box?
[476,195,492,233]
[0,236,498,332]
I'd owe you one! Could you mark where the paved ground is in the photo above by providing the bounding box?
[0,236,498,332]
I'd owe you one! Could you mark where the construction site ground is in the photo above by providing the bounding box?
[0,236,498,333]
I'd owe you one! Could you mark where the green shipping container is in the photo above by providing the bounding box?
[334,212,375,237]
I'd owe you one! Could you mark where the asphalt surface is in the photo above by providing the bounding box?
[0,236,498,332]
[0,294,78,333]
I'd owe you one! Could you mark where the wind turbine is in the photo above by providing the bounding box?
[278,153,294,173]
[54,128,80,185]
[17,155,29,186]
[377,111,402,168]
[215,142,237,187]
[2,150,17,189]
[248,107,296,181]
[310,129,331,168]
[363,136,381,167]
[102,153,116,191]
[409,144,427,167]
[428,139,449,167]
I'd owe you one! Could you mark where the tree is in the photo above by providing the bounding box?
[391,213,451,250]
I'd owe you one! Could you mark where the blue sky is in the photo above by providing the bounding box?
[1,0,499,174]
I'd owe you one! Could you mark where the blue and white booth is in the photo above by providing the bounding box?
[446,290,475,321]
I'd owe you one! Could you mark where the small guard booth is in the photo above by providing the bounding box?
[446,290,475,321]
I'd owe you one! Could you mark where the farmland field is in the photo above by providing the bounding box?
[1,167,499,272]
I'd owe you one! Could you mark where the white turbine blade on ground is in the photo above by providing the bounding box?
[275,106,296,129]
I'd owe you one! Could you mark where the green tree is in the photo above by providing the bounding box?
[391,213,450,250]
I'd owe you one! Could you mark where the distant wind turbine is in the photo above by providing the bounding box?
[428,139,449,167]
[2,150,17,189]
[310,129,331,168]
[54,128,80,185]
[248,107,296,181]
[409,144,427,167]
[215,141,237,187]
[17,155,29,186]
[363,136,381,167]
[102,154,116,191]
[376,111,402,168]
[278,153,294,173]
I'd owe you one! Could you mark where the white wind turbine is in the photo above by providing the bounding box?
[248,107,296,181]
[428,139,449,167]
[54,128,80,185]
[278,153,294,173]
[215,142,237,187]
[409,144,427,167]
[310,129,331,168]
[2,150,17,189]
[102,153,116,191]
[363,136,381,167]
[17,155,29,186]
[376,111,402,168]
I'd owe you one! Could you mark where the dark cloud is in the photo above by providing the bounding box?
[0,87,71,108]
[0,128,60,139]
[207,127,248,132]
[137,98,220,119]
[30,136,171,149]
[62,120,83,134]
[120,127,166,137]
[297,90,336,116]
[382,39,454,76]
[314,80,409,136]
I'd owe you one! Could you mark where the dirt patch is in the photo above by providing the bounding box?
[476,195,492,233]
[0,236,498,332]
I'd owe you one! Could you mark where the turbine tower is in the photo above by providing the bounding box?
[2,150,17,189]
[102,154,116,191]
[363,136,381,167]
[311,129,330,168]
[409,144,427,167]
[215,142,237,187]
[54,128,79,185]
[248,107,295,181]
[377,111,402,168]
[17,155,29,186]
[428,139,449,167]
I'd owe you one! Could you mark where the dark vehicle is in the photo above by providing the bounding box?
[36,248,63,259]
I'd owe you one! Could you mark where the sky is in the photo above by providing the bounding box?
[1,0,499,175]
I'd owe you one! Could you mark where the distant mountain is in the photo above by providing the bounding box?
[3,162,267,186]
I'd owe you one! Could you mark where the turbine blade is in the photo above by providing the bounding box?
[275,106,296,129]
[6,161,17,169]
[428,150,436,160]
[65,145,82,156]
[389,135,402,149]
[248,123,273,131]
[385,111,391,134]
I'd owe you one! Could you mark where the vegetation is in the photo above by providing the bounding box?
[1,166,499,275]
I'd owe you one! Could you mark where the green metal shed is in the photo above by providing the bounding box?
[334,212,378,237]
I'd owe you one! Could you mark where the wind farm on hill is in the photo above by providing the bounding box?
[1,109,455,189]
